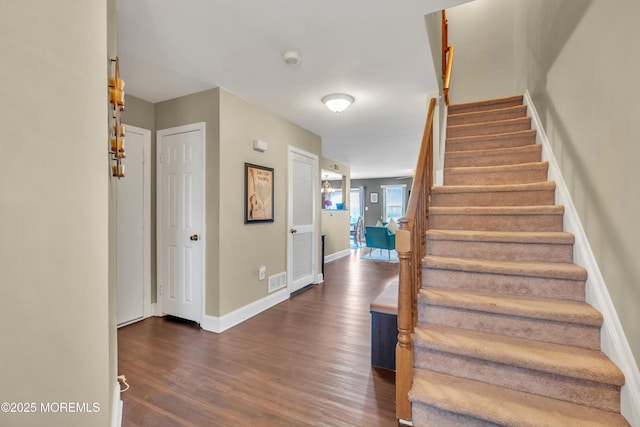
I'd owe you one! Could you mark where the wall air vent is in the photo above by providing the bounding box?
[268,272,287,293]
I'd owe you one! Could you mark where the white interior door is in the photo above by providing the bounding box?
[117,125,150,326]
[288,148,318,294]
[157,123,205,323]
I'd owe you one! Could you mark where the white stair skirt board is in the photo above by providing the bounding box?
[524,90,640,425]
[201,288,289,333]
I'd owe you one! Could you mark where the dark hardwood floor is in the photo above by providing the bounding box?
[118,248,400,426]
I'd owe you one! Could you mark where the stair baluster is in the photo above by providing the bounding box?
[396,97,436,422]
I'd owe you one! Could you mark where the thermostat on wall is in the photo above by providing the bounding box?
[253,139,268,152]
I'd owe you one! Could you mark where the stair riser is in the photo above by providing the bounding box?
[411,402,498,427]
[418,305,600,350]
[414,350,620,412]
[447,133,536,152]
[429,213,564,232]
[444,167,548,186]
[448,96,524,115]
[431,189,555,207]
[427,239,574,263]
[445,148,542,168]
[447,106,528,126]
[422,269,585,301]
[447,118,531,138]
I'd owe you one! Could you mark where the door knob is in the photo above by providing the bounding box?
[290,228,297,234]
[190,234,199,241]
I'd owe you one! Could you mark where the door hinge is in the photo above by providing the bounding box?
[159,284,163,296]
[159,153,164,164]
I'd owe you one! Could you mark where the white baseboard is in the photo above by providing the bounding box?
[524,91,640,425]
[200,288,289,333]
[325,249,351,264]
[315,273,324,283]
[111,380,122,427]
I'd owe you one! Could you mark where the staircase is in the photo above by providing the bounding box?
[408,95,630,426]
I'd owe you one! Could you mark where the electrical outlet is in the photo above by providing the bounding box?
[259,266,266,281]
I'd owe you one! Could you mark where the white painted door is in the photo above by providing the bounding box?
[157,123,205,323]
[117,126,150,326]
[288,148,318,294]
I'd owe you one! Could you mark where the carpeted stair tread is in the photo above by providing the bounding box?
[447,117,532,138]
[447,105,528,126]
[427,229,574,245]
[447,95,524,115]
[419,287,602,326]
[444,161,548,176]
[427,229,574,263]
[446,129,537,152]
[423,255,587,281]
[445,144,542,168]
[414,324,624,386]
[429,205,564,216]
[444,161,549,186]
[430,181,557,207]
[410,369,630,427]
[429,205,565,232]
[432,181,555,195]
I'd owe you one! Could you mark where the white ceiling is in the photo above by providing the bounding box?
[117,0,469,179]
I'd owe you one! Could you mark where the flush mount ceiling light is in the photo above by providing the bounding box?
[322,93,355,114]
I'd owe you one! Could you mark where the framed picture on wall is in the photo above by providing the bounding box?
[370,192,379,204]
[245,163,274,223]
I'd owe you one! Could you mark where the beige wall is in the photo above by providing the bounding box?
[107,0,118,421]
[319,157,352,257]
[143,88,323,318]
[0,1,111,426]
[424,11,447,176]
[447,0,640,366]
[320,156,351,199]
[447,0,517,104]
[513,0,640,366]
[321,210,351,256]
[218,88,322,315]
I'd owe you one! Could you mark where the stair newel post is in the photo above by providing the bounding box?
[396,217,413,421]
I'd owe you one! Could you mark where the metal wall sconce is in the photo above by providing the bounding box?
[109,57,126,178]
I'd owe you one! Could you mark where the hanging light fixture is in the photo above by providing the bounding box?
[322,175,334,194]
[322,93,354,114]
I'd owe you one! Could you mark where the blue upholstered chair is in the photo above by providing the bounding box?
[364,226,396,260]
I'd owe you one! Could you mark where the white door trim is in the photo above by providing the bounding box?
[156,122,206,323]
[287,146,319,294]
[117,124,151,327]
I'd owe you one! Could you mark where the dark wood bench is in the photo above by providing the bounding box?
[370,280,398,370]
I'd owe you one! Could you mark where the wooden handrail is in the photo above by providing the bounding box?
[395,10,453,421]
[442,10,454,106]
[444,45,454,106]
[396,98,436,421]
[442,10,448,78]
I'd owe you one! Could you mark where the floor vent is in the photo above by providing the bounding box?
[268,272,287,293]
